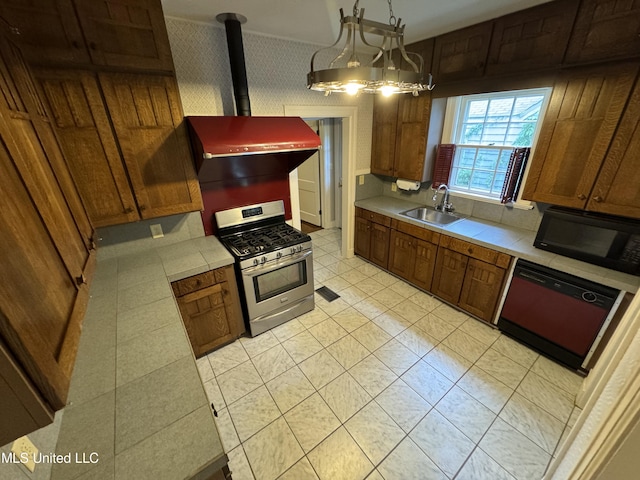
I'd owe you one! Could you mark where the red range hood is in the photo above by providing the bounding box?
[187,116,321,184]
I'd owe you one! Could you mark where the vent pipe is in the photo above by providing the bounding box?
[216,13,251,116]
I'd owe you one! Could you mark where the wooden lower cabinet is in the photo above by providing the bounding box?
[172,266,244,358]
[389,230,438,291]
[458,258,507,321]
[354,208,391,269]
[431,247,469,305]
[432,236,512,322]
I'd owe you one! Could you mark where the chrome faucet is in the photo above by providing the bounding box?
[433,184,454,212]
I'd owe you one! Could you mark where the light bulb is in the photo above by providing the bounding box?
[380,85,399,97]
[345,82,363,95]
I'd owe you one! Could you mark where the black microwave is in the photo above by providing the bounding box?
[534,207,640,276]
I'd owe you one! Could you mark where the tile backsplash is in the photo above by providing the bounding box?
[96,212,205,259]
[355,175,546,231]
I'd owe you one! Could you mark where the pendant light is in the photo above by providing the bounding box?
[307,0,434,96]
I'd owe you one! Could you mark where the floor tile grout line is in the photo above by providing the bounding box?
[215,232,580,479]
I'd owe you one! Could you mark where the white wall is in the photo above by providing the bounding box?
[164,17,374,173]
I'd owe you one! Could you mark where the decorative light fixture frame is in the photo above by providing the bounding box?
[307,0,434,96]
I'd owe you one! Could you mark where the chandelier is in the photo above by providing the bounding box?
[307,0,434,96]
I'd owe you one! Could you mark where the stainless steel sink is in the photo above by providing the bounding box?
[400,207,466,226]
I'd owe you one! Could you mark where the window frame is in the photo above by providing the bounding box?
[441,87,552,208]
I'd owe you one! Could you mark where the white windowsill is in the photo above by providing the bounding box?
[448,189,534,210]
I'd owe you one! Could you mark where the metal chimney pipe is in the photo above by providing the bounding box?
[216,13,251,116]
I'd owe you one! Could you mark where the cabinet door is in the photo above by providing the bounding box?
[36,69,140,227]
[99,72,203,219]
[458,258,506,322]
[486,0,579,76]
[0,40,90,283]
[176,283,236,357]
[432,22,493,83]
[431,247,468,305]
[0,0,89,65]
[0,34,93,410]
[588,75,640,219]
[394,93,431,181]
[522,64,638,208]
[565,0,640,65]
[354,216,371,259]
[369,223,390,269]
[412,240,437,292]
[370,95,398,176]
[388,230,415,281]
[73,0,174,71]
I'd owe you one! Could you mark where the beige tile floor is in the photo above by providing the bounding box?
[196,228,584,480]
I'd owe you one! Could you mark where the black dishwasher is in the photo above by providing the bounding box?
[498,260,619,370]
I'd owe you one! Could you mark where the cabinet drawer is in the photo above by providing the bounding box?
[171,270,216,297]
[356,207,390,227]
[439,235,499,264]
[356,208,391,227]
[392,219,440,244]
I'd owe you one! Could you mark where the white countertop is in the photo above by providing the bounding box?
[356,196,640,294]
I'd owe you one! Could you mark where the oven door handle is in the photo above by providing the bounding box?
[242,249,312,276]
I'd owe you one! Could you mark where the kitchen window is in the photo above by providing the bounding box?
[436,88,552,204]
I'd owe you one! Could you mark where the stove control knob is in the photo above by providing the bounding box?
[277,252,283,259]
[297,245,303,253]
[290,247,296,255]
[253,259,259,266]
[261,256,267,265]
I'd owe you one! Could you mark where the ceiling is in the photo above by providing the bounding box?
[160,0,554,46]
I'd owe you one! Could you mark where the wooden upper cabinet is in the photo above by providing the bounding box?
[0,0,174,71]
[99,72,203,219]
[395,93,431,181]
[370,95,399,177]
[0,32,94,419]
[486,0,580,76]
[565,0,640,65]
[522,63,638,208]
[0,0,89,65]
[73,0,175,71]
[35,69,140,227]
[588,75,640,218]
[432,21,493,83]
[370,93,431,182]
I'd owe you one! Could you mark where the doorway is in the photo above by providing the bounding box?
[286,105,357,258]
[297,119,343,233]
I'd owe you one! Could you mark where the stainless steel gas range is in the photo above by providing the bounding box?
[215,201,314,336]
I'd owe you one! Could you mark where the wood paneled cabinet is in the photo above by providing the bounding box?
[370,93,432,182]
[432,22,493,84]
[485,0,580,77]
[564,0,640,65]
[587,75,640,218]
[522,64,639,213]
[172,266,245,358]
[0,0,174,71]
[431,235,512,322]
[35,69,202,227]
[0,29,94,445]
[388,220,440,291]
[354,207,391,269]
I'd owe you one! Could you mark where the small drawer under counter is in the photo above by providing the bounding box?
[171,265,244,357]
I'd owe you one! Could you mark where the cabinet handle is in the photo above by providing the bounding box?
[593,196,603,203]
[124,207,134,214]
[71,40,80,48]
[577,194,586,200]
[468,264,474,272]
[467,247,473,254]
[139,205,147,211]
[89,42,97,50]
